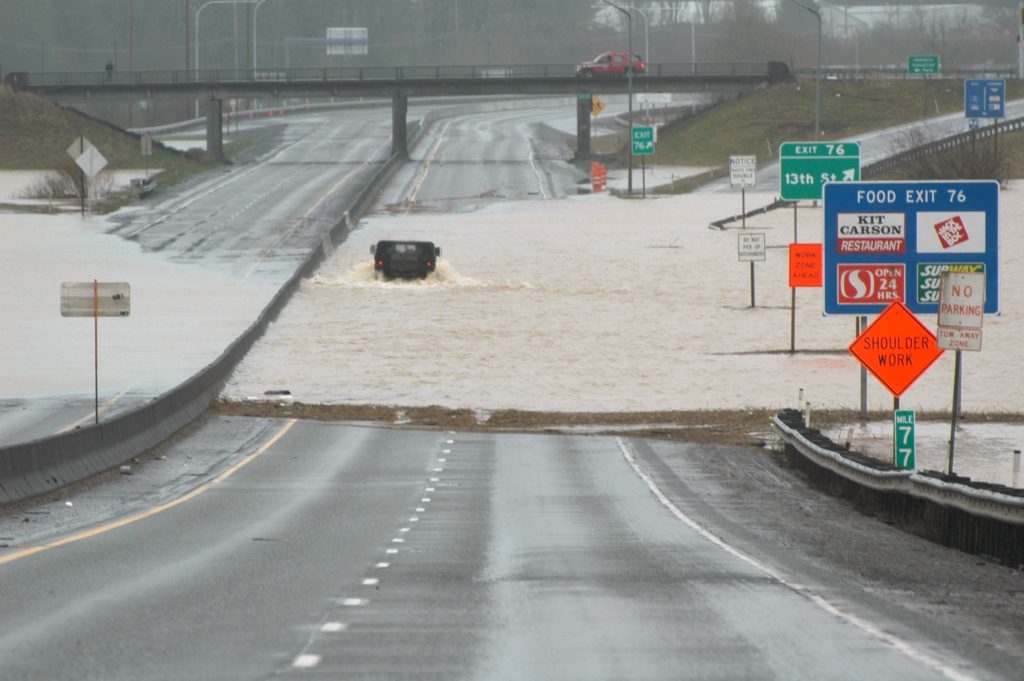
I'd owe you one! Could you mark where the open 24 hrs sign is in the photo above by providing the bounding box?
[779,142,860,201]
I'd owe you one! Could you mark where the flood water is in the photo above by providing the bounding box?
[224,187,1024,414]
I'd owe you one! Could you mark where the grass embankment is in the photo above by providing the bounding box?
[594,77,1024,185]
[0,84,217,210]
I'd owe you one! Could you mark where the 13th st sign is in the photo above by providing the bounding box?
[780,142,860,201]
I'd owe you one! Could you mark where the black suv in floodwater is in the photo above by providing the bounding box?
[370,240,442,280]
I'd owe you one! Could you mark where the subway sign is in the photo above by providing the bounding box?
[823,181,999,315]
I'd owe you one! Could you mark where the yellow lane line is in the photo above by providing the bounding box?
[404,120,454,214]
[0,419,298,566]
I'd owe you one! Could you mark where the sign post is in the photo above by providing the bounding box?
[908,55,940,118]
[632,126,655,198]
[937,271,986,475]
[61,281,131,424]
[788,243,823,352]
[738,232,766,308]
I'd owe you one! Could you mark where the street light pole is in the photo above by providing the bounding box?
[196,0,260,77]
[627,5,649,63]
[790,0,821,140]
[604,0,633,195]
[253,0,269,71]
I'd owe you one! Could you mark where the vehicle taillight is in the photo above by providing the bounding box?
[427,261,433,268]
[376,260,384,267]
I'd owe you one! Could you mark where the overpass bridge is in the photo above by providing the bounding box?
[6,61,790,161]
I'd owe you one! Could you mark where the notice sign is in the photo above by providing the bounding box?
[837,264,905,305]
[730,155,757,189]
[738,233,766,262]
[836,213,906,254]
[849,301,943,397]
[789,243,823,287]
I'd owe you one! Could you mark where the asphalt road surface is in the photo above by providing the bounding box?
[2,418,1021,680]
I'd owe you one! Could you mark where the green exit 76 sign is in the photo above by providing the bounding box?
[779,141,860,200]
[632,126,655,155]
[894,410,915,470]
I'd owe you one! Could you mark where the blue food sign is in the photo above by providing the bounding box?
[822,181,999,315]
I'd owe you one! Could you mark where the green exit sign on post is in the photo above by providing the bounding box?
[908,55,940,75]
[631,126,655,155]
[779,141,860,201]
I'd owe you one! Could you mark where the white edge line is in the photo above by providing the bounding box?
[616,436,979,681]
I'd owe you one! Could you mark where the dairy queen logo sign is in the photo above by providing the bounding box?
[934,215,969,249]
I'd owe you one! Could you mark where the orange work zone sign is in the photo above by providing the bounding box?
[849,301,944,397]
[789,243,823,287]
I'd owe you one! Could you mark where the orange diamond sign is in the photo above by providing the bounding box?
[849,301,944,397]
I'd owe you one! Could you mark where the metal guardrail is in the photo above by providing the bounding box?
[863,113,1024,178]
[793,65,1017,79]
[772,412,1024,526]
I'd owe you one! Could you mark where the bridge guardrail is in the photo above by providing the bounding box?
[6,61,790,91]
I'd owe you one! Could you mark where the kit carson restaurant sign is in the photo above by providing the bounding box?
[836,213,906,254]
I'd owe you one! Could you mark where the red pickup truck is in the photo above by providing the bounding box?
[576,52,646,77]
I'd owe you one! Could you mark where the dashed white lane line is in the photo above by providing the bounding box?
[430,477,440,482]
[409,517,419,522]
[445,440,454,444]
[421,497,431,503]
[399,527,411,533]
[425,487,435,493]
[362,578,379,586]
[386,548,399,555]
[292,654,321,668]
[616,437,979,681]
[416,506,426,513]
[391,537,405,543]
[376,562,390,569]
[340,598,368,607]
[321,622,348,633]
[438,457,447,462]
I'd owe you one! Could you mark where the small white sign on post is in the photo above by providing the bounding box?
[730,155,757,189]
[937,271,984,351]
[738,233,766,262]
[61,281,131,317]
[66,136,96,161]
[74,146,108,179]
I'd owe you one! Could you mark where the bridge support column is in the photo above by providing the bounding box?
[575,94,592,161]
[392,94,408,158]
[206,98,224,162]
